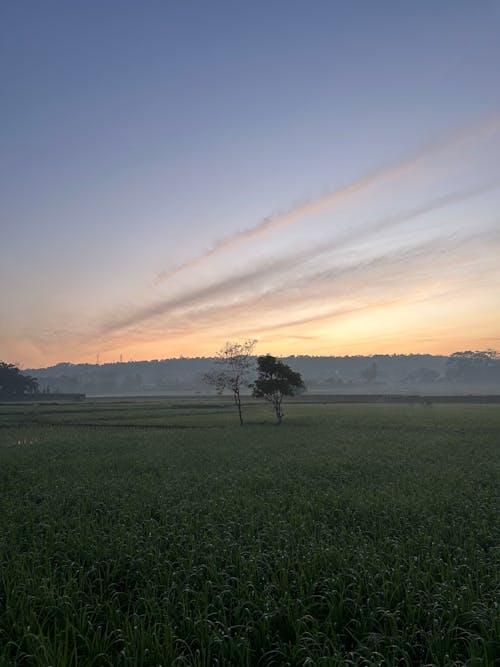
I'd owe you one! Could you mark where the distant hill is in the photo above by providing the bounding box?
[26,353,500,396]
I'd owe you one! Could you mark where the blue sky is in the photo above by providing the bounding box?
[1,1,500,366]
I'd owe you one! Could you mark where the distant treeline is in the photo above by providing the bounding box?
[26,351,500,395]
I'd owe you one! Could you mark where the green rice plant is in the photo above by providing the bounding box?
[0,403,498,665]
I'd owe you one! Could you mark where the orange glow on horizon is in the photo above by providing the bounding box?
[11,327,500,369]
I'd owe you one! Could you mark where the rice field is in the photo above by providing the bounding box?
[0,401,499,665]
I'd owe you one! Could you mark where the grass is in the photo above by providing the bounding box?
[0,401,499,665]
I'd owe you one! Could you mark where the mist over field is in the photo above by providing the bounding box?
[25,352,500,396]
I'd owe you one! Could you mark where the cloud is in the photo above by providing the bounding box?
[102,183,498,333]
[31,223,498,365]
[90,227,498,367]
[20,116,500,366]
[155,114,500,283]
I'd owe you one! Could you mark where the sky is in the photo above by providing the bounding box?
[1,1,500,368]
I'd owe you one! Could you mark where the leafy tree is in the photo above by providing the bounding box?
[0,362,38,398]
[446,350,499,382]
[203,340,257,425]
[252,354,305,424]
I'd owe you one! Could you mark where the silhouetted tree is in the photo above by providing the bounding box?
[252,354,305,424]
[446,350,499,382]
[203,340,257,425]
[0,362,38,398]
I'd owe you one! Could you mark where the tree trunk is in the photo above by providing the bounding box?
[234,389,243,425]
[275,399,282,424]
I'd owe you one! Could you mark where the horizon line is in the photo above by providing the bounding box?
[22,347,499,370]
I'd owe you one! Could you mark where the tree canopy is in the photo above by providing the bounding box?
[252,354,305,424]
[0,362,38,398]
[445,350,499,382]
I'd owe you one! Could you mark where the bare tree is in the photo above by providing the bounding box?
[203,340,257,425]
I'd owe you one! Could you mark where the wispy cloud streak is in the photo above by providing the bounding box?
[156,114,500,283]
[35,223,499,363]
[104,183,497,333]
[96,227,500,358]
